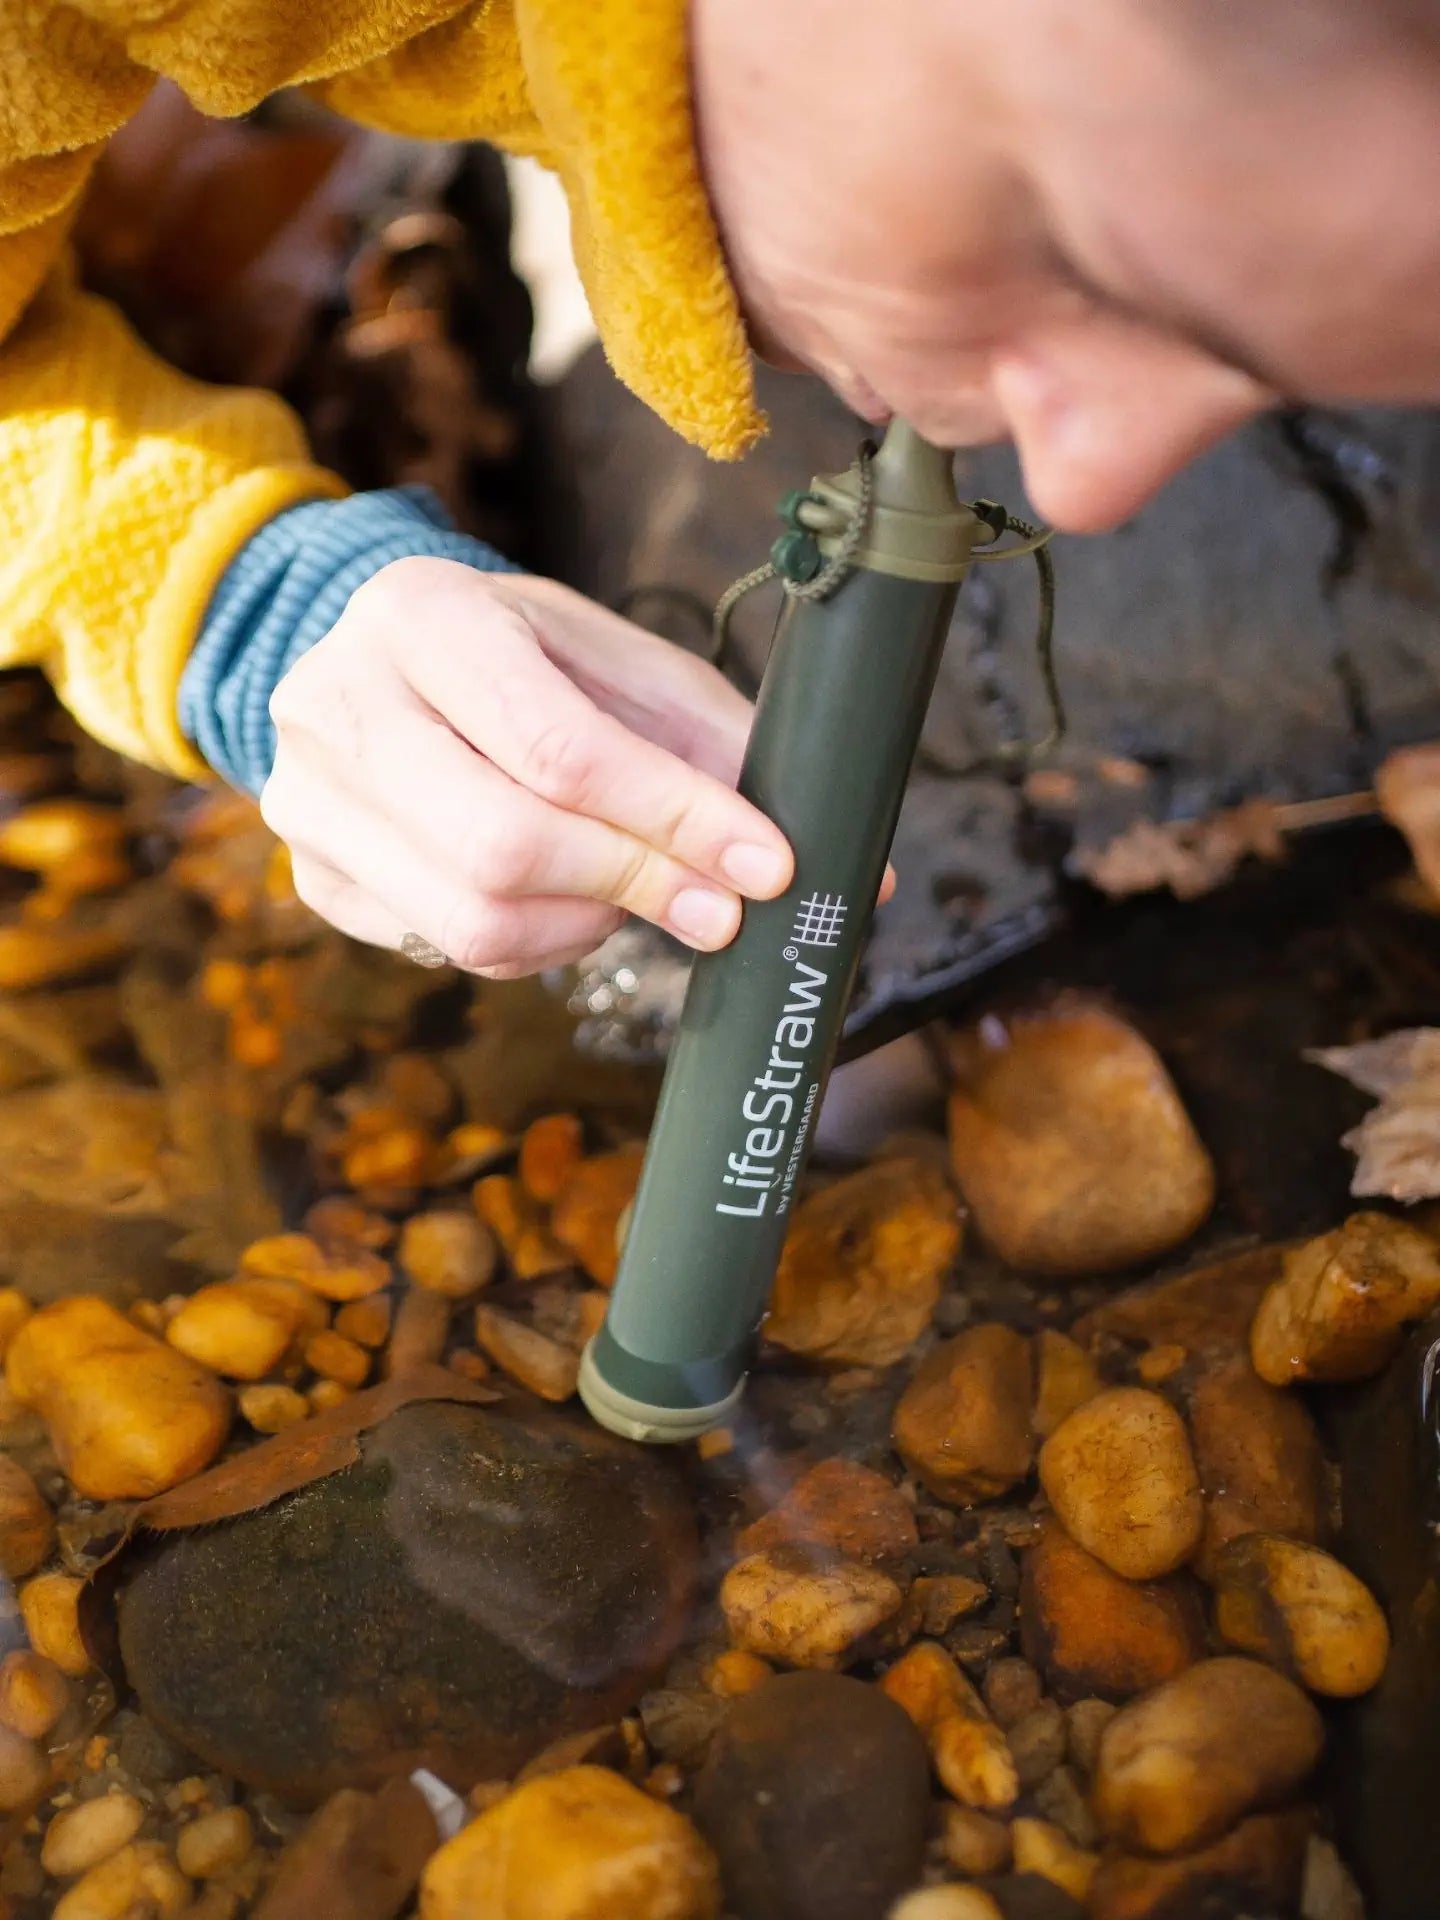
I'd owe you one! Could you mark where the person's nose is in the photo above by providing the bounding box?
[990,319,1271,532]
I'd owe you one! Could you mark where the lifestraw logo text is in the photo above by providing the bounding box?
[715,898,849,1219]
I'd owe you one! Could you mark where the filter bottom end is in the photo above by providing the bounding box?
[578,1340,744,1445]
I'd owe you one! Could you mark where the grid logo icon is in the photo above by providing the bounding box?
[790,893,848,948]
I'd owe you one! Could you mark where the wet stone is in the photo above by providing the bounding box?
[693,1671,930,1920]
[981,1875,1087,1920]
[113,1399,696,1801]
[111,1708,190,1785]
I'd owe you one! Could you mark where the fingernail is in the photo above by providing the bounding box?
[721,843,790,896]
[669,887,740,948]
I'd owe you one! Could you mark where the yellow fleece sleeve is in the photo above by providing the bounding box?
[0,256,343,778]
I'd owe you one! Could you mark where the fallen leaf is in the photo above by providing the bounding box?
[1072,802,1287,902]
[1308,1029,1440,1201]
[137,1367,500,1534]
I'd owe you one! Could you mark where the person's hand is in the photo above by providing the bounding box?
[260,560,796,977]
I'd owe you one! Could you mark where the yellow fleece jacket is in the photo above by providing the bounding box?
[0,0,762,776]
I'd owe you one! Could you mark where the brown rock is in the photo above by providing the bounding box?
[1032,1765,1100,1850]
[1073,1245,1285,1360]
[1032,1331,1102,1439]
[880,1640,1019,1811]
[1008,1700,1067,1789]
[720,1548,902,1670]
[1212,1533,1390,1698]
[766,1157,961,1368]
[946,1002,1214,1277]
[383,1285,451,1378]
[737,1458,918,1567]
[983,1657,1044,1728]
[420,1767,718,1920]
[915,1573,989,1635]
[1065,1699,1117,1776]
[115,1401,697,1800]
[0,1455,51,1578]
[1186,1356,1325,1581]
[693,1672,930,1920]
[1251,1212,1440,1384]
[1021,1524,1205,1704]
[1087,1810,1310,1920]
[1093,1658,1324,1855]
[893,1323,1034,1506]
[255,1778,437,1920]
[549,1146,646,1287]
[1038,1389,1202,1581]
[473,1306,580,1402]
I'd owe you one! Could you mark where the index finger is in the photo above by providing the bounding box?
[404,581,795,900]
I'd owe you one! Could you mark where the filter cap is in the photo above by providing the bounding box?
[578,1339,745,1445]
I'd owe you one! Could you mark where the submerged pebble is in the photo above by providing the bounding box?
[694,1673,929,1920]
[115,1399,696,1798]
[420,1765,719,1920]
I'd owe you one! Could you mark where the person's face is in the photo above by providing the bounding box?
[690,0,1440,530]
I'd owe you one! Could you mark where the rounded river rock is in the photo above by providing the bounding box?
[693,1671,931,1920]
[114,1399,697,1801]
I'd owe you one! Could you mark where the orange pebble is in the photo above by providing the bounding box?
[519,1114,584,1204]
[473,1176,570,1281]
[335,1297,392,1349]
[230,1016,282,1070]
[0,1651,69,1740]
[448,1349,491,1382]
[304,1330,370,1389]
[439,1122,510,1180]
[302,1198,394,1253]
[242,1233,390,1302]
[1137,1343,1188,1385]
[343,1126,435,1194]
[704,1650,772,1698]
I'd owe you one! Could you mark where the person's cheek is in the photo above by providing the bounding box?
[991,325,1270,532]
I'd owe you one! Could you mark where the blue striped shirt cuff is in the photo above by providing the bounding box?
[178,485,520,796]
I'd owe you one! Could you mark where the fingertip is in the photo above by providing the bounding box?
[668,887,743,950]
[720,840,794,899]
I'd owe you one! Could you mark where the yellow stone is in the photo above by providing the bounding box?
[420,1766,719,1920]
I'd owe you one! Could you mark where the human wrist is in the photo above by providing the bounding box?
[179,487,520,796]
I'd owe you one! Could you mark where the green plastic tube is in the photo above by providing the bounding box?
[579,422,980,1442]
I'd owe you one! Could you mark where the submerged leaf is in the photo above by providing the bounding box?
[1072,802,1287,902]
[1309,1029,1440,1202]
